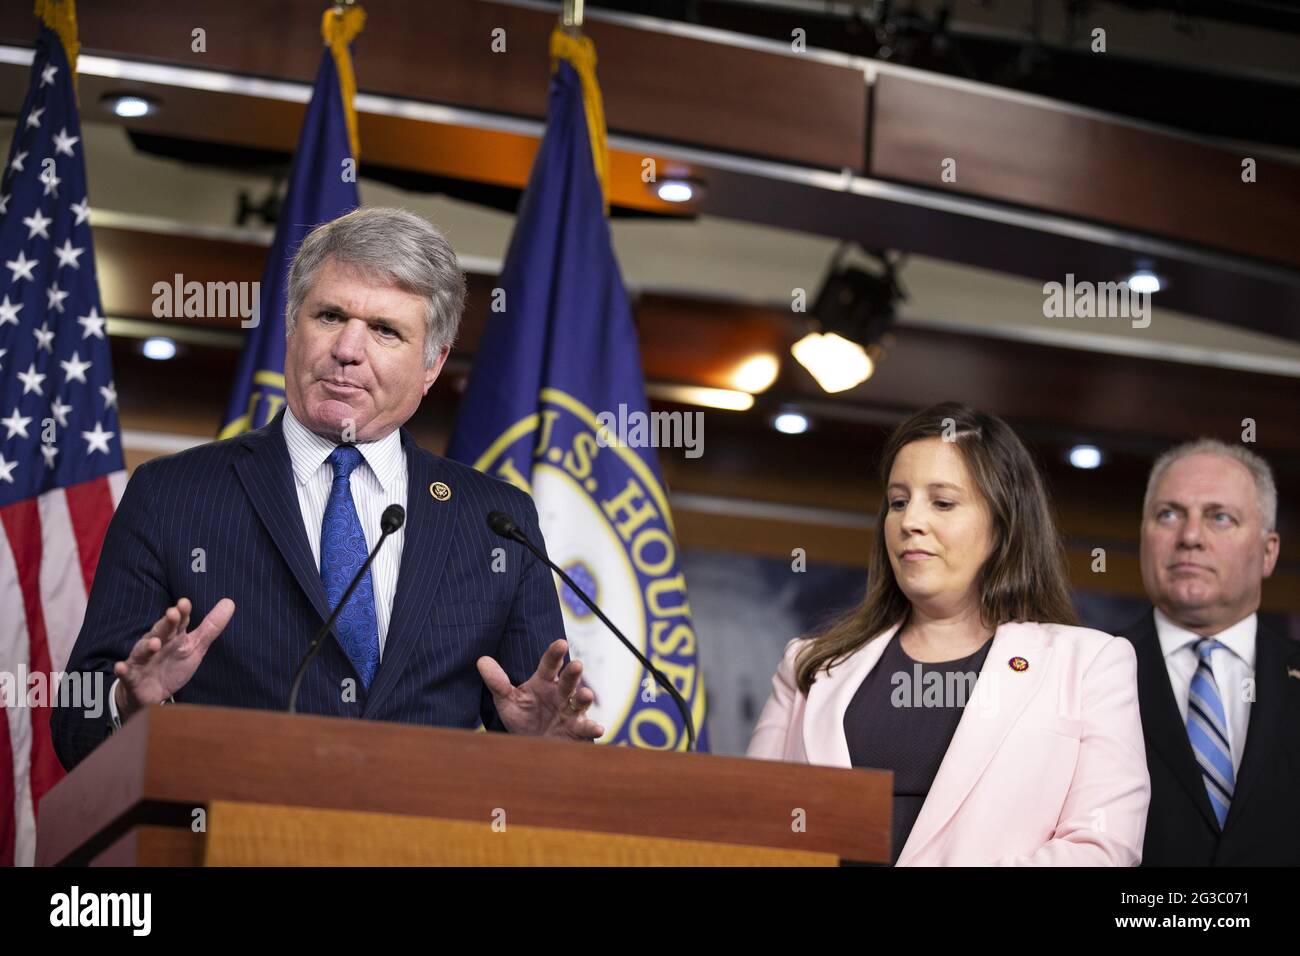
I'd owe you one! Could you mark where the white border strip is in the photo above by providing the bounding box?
[121,428,211,454]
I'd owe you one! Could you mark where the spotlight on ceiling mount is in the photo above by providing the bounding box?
[793,244,906,394]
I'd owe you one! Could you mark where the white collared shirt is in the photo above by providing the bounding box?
[281,405,407,652]
[110,407,408,729]
[1153,608,1256,777]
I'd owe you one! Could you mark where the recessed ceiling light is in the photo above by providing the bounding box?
[730,354,780,394]
[773,412,809,435]
[142,336,177,361]
[1068,444,1103,469]
[102,92,158,118]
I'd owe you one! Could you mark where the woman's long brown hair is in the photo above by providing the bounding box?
[794,402,1078,694]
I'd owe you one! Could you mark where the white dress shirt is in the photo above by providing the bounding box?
[1153,607,1256,777]
[110,407,408,727]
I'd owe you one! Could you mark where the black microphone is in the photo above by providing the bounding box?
[287,503,405,714]
[486,509,697,751]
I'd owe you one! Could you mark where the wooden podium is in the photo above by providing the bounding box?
[37,704,890,866]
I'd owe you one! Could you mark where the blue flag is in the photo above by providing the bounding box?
[447,43,708,751]
[219,41,359,437]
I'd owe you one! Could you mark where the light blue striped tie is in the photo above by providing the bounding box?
[1187,639,1234,828]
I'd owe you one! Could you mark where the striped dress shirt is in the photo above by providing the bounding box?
[1154,608,1255,777]
[281,405,407,653]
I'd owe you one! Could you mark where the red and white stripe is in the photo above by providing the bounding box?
[0,471,125,867]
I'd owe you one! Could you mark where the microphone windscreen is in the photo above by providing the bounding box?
[486,510,519,539]
[381,504,406,533]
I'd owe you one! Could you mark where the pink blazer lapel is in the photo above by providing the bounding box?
[801,623,902,767]
[896,622,1053,865]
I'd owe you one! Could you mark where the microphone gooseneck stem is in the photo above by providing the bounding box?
[286,526,395,715]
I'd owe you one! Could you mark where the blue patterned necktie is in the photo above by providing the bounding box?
[320,445,380,690]
[1187,638,1234,828]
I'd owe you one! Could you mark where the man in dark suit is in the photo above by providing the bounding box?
[1121,439,1299,865]
[52,207,603,770]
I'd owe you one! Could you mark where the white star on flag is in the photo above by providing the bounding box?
[39,63,57,86]
[52,127,79,157]
[70,197,90,225]
[17,362,46,395]
[1,408,32,440]
[60,351,92,383]
[0,193,8,215]
[25,106,44,128]
[6,250,37,282]
[40,443,58,469]
[99,382,118,410]
[53,238,84,269]
[33,322,55,352]
[77,306,106,338]
[0,295,21,327]
[49,396,72,427]
[23,208,52,239]
[0,453,16,484]
[0,348,6,370]
[41,167,61,197]
[9,150,27,173]
[46,282,69,313]
[81,422,114,455]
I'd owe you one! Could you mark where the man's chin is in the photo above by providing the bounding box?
[303,399,370,440]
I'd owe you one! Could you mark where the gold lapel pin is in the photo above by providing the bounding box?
[1008,656,1029,672]
[1287,666,1300,681]
[430,481,451,502]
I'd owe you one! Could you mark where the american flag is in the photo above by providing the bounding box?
[0,25,125,866]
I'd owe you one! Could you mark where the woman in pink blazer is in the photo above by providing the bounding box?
[747,403,1150,865]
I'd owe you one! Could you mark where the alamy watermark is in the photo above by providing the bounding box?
[1042,274,1150,329]
[0,666,105,719]
[596,403,704,459]
[152,273,260,328]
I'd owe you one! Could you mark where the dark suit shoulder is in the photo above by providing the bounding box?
[125,431,253,490]
[1115,607,1158,645]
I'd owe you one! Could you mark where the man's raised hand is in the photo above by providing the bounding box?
[113,596,234,720]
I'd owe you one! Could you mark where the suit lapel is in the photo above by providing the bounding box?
[1222,624,1298,833]
[896,622,1050,865]
[361,431,457,716]
[1129,611,1220,832]
[233,410,331,627]
[801,623,901,768]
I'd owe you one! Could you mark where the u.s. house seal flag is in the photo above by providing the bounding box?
[448,27,708,751]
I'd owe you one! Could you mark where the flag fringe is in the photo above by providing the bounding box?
[322,3,366,163]
[34,0,78,83]
[550,26,609,215]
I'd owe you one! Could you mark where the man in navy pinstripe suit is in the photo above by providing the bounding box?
[52,208,602,770]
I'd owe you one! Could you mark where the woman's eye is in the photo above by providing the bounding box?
[888,499,906,511]
[933,500,954,510]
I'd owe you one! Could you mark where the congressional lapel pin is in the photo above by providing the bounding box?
[1008,656,1029,673]
[429,481,451,502]
[1287,666,1300,681]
